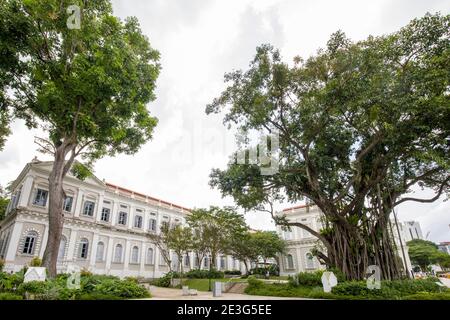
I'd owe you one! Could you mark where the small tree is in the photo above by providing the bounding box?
[230,231,258,275]
[407,239,444,272]
[187,207,248,270]
[1,0,160,277]
[147,222,173,272]
[165,225,192,275]
[251,231,286,271]
[0,186,9,221]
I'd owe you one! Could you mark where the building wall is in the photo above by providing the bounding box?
[275,205,325,276]
[0,161,244,277]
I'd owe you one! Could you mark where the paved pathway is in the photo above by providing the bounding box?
[439,277,450,288]
[145,286,312,300]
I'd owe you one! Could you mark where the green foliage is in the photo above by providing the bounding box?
[250,231,287,263]
[187,207,249,268]
[250,265,279,277]
[407,239,448,271]
[29,257,42,267]
[0,271,149,300]
[246,276,264,289]
[1,0,161,163]
[245,278,448,300]
[0,185,9,220]
[185,269,224,279]
[224,270,242,276]
[291,270,324,287]
[331,279,444,299]
[0,292,23,300]
[152,271,181,287]
[93,279,149,298]
[0,259,4,272]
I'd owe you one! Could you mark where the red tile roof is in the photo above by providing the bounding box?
[105,182,190,212]
[282,204,307,212]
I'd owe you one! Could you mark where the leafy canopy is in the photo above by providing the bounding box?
[0,0,160,164]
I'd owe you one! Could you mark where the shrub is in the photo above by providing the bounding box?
[185,269,224,279]
[0,259,4,272]
[94,279,150,298]
[247,276,264,289]
[29,257,42,267]
[18,280,51,294]
[332,278,444,299]
[331,281,370,297]
[77,292,122,300]
[250,266,278,276]
[224,270,242,276]
[0,292,23,300]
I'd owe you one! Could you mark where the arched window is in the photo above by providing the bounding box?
[96,242,105,262]
[114,244,123,263]
[58,236,67,261]
[286,254,294,269]
[78,238,89,259]
[146,248,154,265]
[22,231,38,255]
[203,256,209,268]
[305,253,314,269]
[131,246,139,263]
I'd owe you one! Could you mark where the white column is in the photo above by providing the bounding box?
[66,229,78,262]
[110,201,117,226]
[128,206,134,229]
[5,222,23,261]
[95,194,105,222]
[139,241,145,276]
[89,233,99,269]
[123,239,131,276]
[39,225,48,257]
[153,246,160,277]
[105,237,114,272]
[74,189,84,218]
[18,175,34,208]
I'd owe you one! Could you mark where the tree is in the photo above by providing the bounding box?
[165,224,192,274]
[0,0,160,277]
[0,186,9,221]
[251,230,286,268]
[147,222,173,272]
[187,207,248,270]
[407,239,448,271]
[206,13,449,280]
[229,231,258,275]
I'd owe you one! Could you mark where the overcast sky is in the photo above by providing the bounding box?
[0,0,449,242]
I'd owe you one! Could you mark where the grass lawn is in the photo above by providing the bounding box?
[182,278,247,292]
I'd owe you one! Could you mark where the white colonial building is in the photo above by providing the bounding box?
[275,204,325,276]
[275,204,413,277]
[0,160,243,277]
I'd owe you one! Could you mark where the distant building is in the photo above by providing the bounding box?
[438,242,450,255]
[400,221,424,242]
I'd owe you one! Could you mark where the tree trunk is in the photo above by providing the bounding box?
[42,146,68,278]
[243,260,249,275]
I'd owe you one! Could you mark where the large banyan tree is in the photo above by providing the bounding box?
[206,13,450,280]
